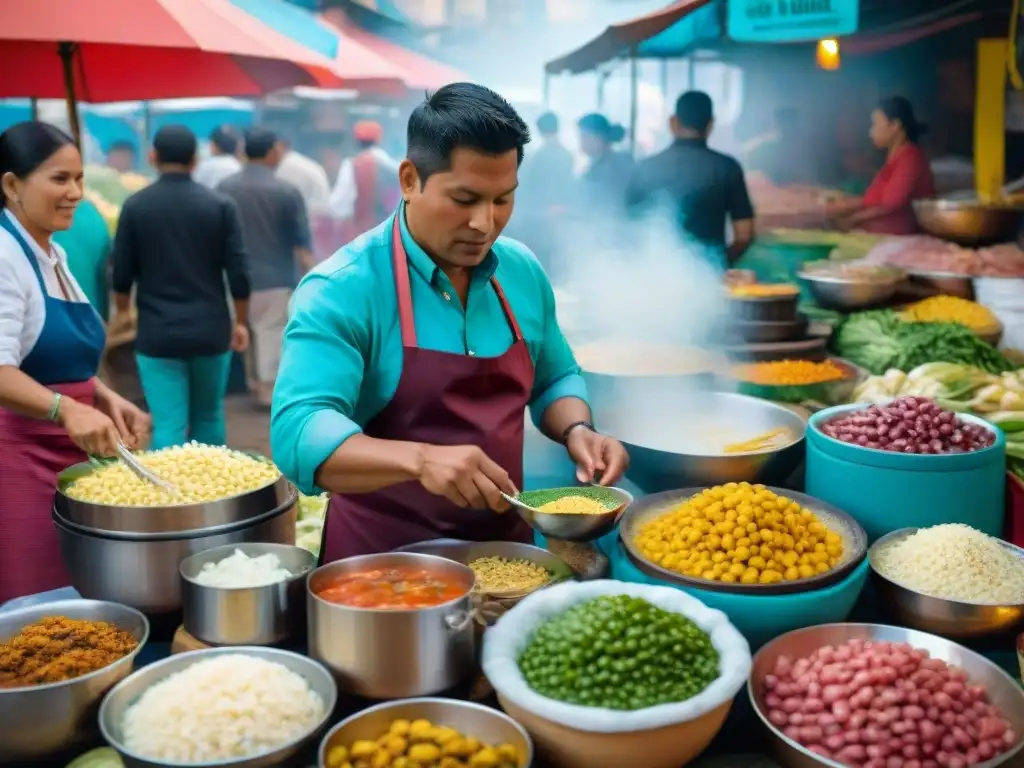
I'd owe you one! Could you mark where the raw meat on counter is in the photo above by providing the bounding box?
[863,237,1024,277]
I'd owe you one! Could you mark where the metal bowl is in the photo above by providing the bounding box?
[510,486,633,542]
[913,198,1024,245]
[619,487,868,595]
[727,292,800,322]
[599,392,806,493]
[868,527,1024,638]
[319,697,533,768]
[54,491,298,615]
[55,453,291,535]
[749,623,1024,768]
[0,599,149,762]
[180,542,316,646]
[307,553,478,699]
[99,646,337,768]
[797,271,903,311]
[728,315,809,344]
[393,539,575,596]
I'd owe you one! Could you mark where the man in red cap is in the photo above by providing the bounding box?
[329,120,401,242]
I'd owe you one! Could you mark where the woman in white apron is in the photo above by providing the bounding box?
[0,122,150,604]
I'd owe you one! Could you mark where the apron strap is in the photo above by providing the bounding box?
[0,212,48,293]
[489,277,524,342]
[389,211,526,347]
[390,214,418,348]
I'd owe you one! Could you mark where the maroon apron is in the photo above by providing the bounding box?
[0,380,94,603]
[320,216,535,561]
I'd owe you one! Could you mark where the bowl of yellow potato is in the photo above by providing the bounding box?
[619,484,867,596]
[319,698,532,768]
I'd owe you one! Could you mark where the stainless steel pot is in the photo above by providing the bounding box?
[54,458,291,535]
[55,491,297,615]
[180,542,316,645]
[0,600,149,762]
[307,553,477,699]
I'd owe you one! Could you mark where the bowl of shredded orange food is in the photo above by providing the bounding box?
[727,358,863,404]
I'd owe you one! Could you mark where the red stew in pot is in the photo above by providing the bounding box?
[315,567,467,609]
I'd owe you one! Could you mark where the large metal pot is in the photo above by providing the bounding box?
[0,599,149,762]
[307,553,477,699]
[54,490,298,615]
[54,460,293,535]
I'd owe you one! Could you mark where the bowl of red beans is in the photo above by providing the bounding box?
[749,623,1024,768]
[816,397,996,456]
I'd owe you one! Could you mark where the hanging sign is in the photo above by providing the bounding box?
[728,0,860,43]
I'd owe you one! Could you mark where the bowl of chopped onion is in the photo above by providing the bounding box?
[180,543,316,646]
[868,526,1024,639]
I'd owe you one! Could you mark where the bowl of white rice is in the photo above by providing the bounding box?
[98,647,336,767]
[869,525,1024,639]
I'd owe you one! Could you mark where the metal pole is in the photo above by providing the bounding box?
[543,72,550,107]
[30,98,39,120]
[660,58,669,99]
[629,46,638,155]
[597,71,607,110]
[59,42,82,150]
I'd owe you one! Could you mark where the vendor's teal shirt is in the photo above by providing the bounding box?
[270,210,588,495]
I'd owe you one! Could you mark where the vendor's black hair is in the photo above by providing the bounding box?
[244,127,279,160]
[210,125,240,155]
[153,124,197,166]
[675,91,714,132]
[406,82,530,186]
[536,111,559,135]
[578,113,626,144]
[878,96,928,144]
[0,121,76,207]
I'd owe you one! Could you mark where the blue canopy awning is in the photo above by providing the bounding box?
[545,0,722,75]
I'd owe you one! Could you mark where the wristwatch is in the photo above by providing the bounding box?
[561,420,595,444]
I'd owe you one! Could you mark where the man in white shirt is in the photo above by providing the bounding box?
[329,121,400,239]
[194,126,242,190]
[276,141,331,217]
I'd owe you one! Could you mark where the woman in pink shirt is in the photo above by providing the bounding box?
[830,97,935,235]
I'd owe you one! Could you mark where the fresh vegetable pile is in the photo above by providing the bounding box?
[762,637,1019,766]
[833,310,1011,375]
[296,492,328,556]
[852,363,1024,411]
[821,397,995,454]
[633,483,844,585]
[517,594,720,710]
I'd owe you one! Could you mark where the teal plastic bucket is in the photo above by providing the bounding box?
[806,404,1006,542]
[609,539,869,650]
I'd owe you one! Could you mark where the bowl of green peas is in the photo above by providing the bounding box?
[481,581,751,768]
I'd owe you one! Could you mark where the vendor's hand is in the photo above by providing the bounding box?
[566,427,630,486]
[230,323,250,353]
[58,399,122,457]
[96,389,151,450]
[417,444,517,512]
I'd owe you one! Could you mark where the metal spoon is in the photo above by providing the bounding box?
[115,443,178,495]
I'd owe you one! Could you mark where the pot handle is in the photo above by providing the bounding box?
[444,609,474,632]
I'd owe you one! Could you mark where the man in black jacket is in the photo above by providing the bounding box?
[112,125,250,449]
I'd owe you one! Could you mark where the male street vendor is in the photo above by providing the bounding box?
[271,83,630,561]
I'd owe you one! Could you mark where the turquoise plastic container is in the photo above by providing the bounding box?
[806,404,1006,542]
[609,540,869,650]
